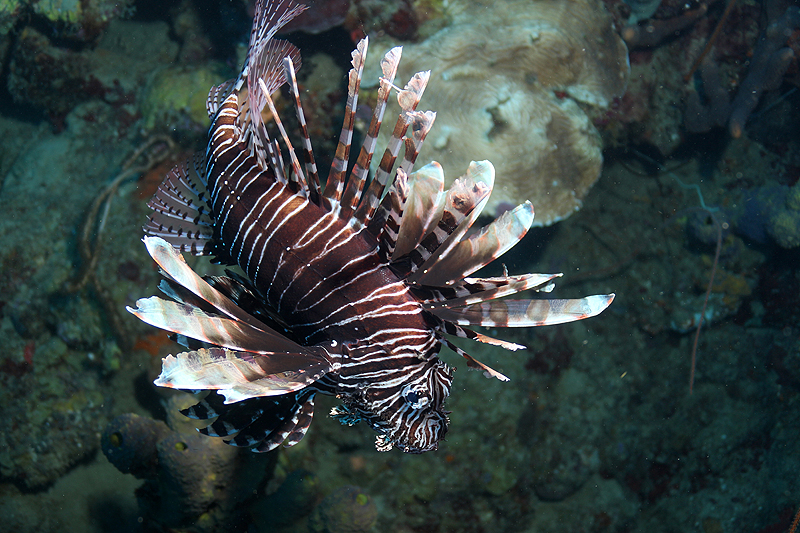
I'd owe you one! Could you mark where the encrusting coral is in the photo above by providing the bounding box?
[369,0,629,224]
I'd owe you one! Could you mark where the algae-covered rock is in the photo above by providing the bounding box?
[367,0,628,223]
[141,65,227,134]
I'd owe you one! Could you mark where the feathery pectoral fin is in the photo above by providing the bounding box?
[155,347,330,403]
[127,295,303,354]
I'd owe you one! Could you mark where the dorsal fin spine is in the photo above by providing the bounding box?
[354,70,430,229]
[283,56,322,205]
[340,46,403,225]
[323,38,369,215]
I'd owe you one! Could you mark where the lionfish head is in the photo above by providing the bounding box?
[364,357,454,454]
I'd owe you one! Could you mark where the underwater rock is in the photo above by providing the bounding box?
[101,413,171,479]
[102,410,276,532]
[251,469,322,528]
[283,0,351,34]
[0,333,110,489]
[308,485,378,533]
[728,183,800,249]
[368,0,628,224]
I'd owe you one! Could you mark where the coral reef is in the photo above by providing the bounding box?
[766,182,800,248]
[728,5,800,138]
[367,0,628,223]
[0,0,134,41]
[717,182,800,249]
[8,19,179,125]
[1,1,800,532]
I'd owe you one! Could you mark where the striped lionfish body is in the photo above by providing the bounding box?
[127,0,614,453]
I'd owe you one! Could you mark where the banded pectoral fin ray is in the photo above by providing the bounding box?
[142,236,290,338]
[127,295,304,354]
[155,347,330,403]
[431,294,616,327]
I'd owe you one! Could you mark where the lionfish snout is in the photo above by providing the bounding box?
[376,405,450,454]
[371,358,453,453]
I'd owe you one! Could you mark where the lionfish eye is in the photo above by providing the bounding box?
[401,385,430,409]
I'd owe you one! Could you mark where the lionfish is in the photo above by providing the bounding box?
[127,0,613,453]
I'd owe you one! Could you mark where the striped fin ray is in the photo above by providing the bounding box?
[259,77,309,196]
[254,393,315,451]
[181,393,226,419]
[392,162,445,259]
[397,109,436,176]
[129,295,301,354]
[367,109,437,239]
[224,393,314,449]
[283,56,322,204]
[207,79,236,119]
[431,314,526,351]
[375,168,410,263]
[155,347,329,403]
[438,335,509,382]
[353,70,430,229]
[405,161,495,285]
[414,201,535,287]
[247,39,302,172]
[282,394,315,447]
[416,273,561,307]
[431,295,616,328]
[199,399,265,436]
[128,237,314,354]
[240,0,306,90]
[340,46,403,225]
[144,156,215,256]
[323,38,369,214]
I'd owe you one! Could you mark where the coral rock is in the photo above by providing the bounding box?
[370,0,628,224]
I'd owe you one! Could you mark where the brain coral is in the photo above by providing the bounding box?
[368,0,628,224]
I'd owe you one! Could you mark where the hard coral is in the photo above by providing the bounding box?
[369,0,628,224]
